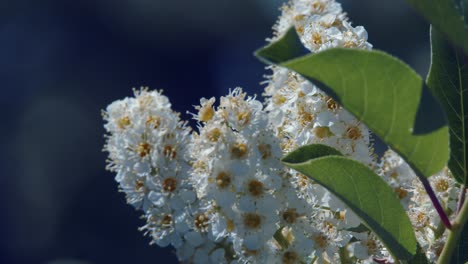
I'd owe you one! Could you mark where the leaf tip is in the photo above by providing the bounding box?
[281,144,343,165]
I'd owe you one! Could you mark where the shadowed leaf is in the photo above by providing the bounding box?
[408,244,430,264]
[406,0,468,54]
[427,26,468,184]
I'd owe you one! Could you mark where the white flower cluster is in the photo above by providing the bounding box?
[103,0,460,263]
[103,89,196,249]
[379,150,459,263]
[265,0,373,168]
[272,0,371,51]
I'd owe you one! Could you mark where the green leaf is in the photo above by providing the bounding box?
[256,28,450,177]
[346,224,370,233]
[405,0,468,55]
[450,219,468,263]
[428,26,468,184]
[282,144,417,260]
[255,27,306,66]
[452,0,468,24]
[408,244,430,264]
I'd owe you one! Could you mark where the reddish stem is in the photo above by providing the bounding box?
[373,257,393,264]
[419,175,452,229]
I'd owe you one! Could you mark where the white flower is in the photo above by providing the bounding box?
[231,207,279,251]
[190,87,288,260]
[276,230,315,264]
[139,206,188,248]
[430,169,459,211]
[348,232,385,261]
[101,0,453,263]
[103,88,198,249]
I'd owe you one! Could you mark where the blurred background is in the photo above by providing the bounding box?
[0,0,430,263]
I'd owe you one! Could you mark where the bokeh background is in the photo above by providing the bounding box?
[1,0,430,263]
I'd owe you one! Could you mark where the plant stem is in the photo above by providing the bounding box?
[434,203,452,239]
[338,246,351,264]
[457,185,466,214]
[372,257,394,264]
[437,193,468,264]
[417,173,452,229]
[434,216,447,239]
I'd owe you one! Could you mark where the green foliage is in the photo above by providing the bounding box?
[282,144,417,260]
[254,27,305,66]
[405,0,468,54]
[255,28,305,66]
[408,244,430,264]
[428,26,468,184]
[451,223,468,263]
[256,28,450,178]
[452,0,468,23]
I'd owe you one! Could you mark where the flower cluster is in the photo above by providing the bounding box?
[103,89,196,249]
[265,0,373,167]
[379,150,459,263]
[103,0,460,263]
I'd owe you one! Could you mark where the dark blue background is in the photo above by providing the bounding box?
[0,0,429,263]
